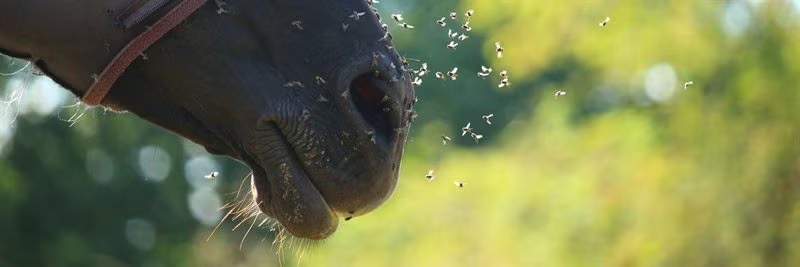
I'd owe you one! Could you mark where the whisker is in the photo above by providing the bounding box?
[232,174,251,200]
[223,191,251,212]
[274,227,288,267]
[231,202,258,222]
[206,206,236,241]
[294,239,309,267]
[232,205,260,231]
[67,105,89,127]
[0,60,31,76]
[258,217,270,227]
[1,68,34,127]
[239,211,259,250]
[229,199,252,218]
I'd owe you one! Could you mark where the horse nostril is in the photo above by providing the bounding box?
[349,74,394,146]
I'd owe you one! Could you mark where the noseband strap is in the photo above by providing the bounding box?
[82,0,208,106]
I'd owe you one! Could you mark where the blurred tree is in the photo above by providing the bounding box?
[3,0,800,266]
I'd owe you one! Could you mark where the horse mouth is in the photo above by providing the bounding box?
[248,123,338,240]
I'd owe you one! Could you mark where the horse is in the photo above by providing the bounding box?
[0,0,415,240]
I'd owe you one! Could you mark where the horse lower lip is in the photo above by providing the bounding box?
[250,127,338,239]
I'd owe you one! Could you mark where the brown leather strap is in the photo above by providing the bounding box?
[82,0,208,106]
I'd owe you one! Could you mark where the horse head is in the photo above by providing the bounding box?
[0,0,414,239]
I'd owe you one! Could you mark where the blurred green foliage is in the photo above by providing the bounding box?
[3,1,800,266]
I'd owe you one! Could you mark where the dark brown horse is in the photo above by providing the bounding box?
[0,0,414,239]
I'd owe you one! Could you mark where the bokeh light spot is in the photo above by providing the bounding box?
[722,1,752,38]
[188,188,223,226]
[124,218,156,251]
[137,145,171,182]
[85,148,115,184]
[17,76,69,117]
[643,63,677,103]
[0,106,15,156]
[184,156,220,189]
